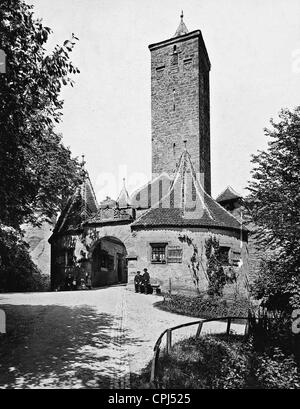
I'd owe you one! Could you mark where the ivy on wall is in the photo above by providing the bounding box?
[205,237,227,297]
[178,234,208,294]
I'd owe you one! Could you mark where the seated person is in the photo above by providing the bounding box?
[134,271,142,293]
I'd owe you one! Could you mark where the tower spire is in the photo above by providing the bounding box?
[174,10,189,37]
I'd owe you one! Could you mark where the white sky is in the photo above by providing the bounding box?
[29,0,300,201]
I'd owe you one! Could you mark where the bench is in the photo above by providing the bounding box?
[150,284,161,295]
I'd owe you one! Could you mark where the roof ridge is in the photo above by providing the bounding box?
[206,189,244,226]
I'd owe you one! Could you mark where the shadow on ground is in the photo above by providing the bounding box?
[0,303,139,389]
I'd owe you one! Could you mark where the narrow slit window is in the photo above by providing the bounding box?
[173,88,176,111]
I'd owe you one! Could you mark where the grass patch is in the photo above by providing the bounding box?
[155,294,251,320]
[134,334,300,389]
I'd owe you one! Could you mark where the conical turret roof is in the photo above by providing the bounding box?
[116,178,131,208]
[174,11,189,37]
[52,165,98,234]
[131,148,247,234]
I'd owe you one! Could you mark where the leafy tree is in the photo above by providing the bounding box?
[247,107,300,310]
[0,0,82,229]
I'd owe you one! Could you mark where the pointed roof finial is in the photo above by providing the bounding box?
[183,140,187,150]
[174,11,189,37]
[117,177,131,208]
[81,154,86,168]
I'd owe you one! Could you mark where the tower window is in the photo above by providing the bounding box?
[173,89,176,111]
[171,45,178,65]
[156,65,165,72]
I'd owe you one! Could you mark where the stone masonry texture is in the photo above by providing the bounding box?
[150,31,211,195]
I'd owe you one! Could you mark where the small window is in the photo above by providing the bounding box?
[218,246,230,265]
[183,57,193,65]
[151,243,167,263]
[171,53,178,65]
[167,246,182,263]
[171,45,178,65]
[231,250,241,267]
[156,65,165,72]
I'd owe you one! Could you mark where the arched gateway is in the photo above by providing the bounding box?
[91,236,128,287]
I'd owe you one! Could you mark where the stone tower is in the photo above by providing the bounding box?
[149,12,211,194]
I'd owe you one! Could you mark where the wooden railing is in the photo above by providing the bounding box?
[150,316,249,387]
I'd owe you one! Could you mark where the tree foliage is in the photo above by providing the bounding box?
[0,0,82,229]
[247,107,300,310]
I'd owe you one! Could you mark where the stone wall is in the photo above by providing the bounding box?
[50,223,249,298]
[127,227,249,297]
[150,31,211,194]
[22,221,54,279]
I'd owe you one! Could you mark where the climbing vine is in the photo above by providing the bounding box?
[178,234,207,294]
[205,237,227,297]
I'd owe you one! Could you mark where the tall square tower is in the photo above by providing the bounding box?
[149,14,211,194]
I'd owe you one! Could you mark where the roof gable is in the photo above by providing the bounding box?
[53,174,98,234]
[132,150,247,233]
[216,186,242,203]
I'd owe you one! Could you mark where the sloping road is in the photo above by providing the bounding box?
[0,286,244,389]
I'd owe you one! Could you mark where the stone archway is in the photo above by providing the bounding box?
[91,236,128,287]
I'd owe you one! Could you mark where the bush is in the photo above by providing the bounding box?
[155,294,251,319]
[252,348,300,389]
[153,335,300,389]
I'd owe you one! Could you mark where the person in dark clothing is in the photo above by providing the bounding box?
[142,268,151,294]
[65,273,73,291]
[134,271,142,293]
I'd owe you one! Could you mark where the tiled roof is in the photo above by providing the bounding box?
[87,207,134,224]
[52,174,98,234]
[216,186,242,203]
[131,150,247,233]
[99,197,117,209]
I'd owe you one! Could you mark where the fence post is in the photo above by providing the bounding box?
[244,319,249,338]
[169,278,172,295]
[166,329,172,354]
[196,321,203,338]
[226,318,232,336]
[150,347,160,387]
